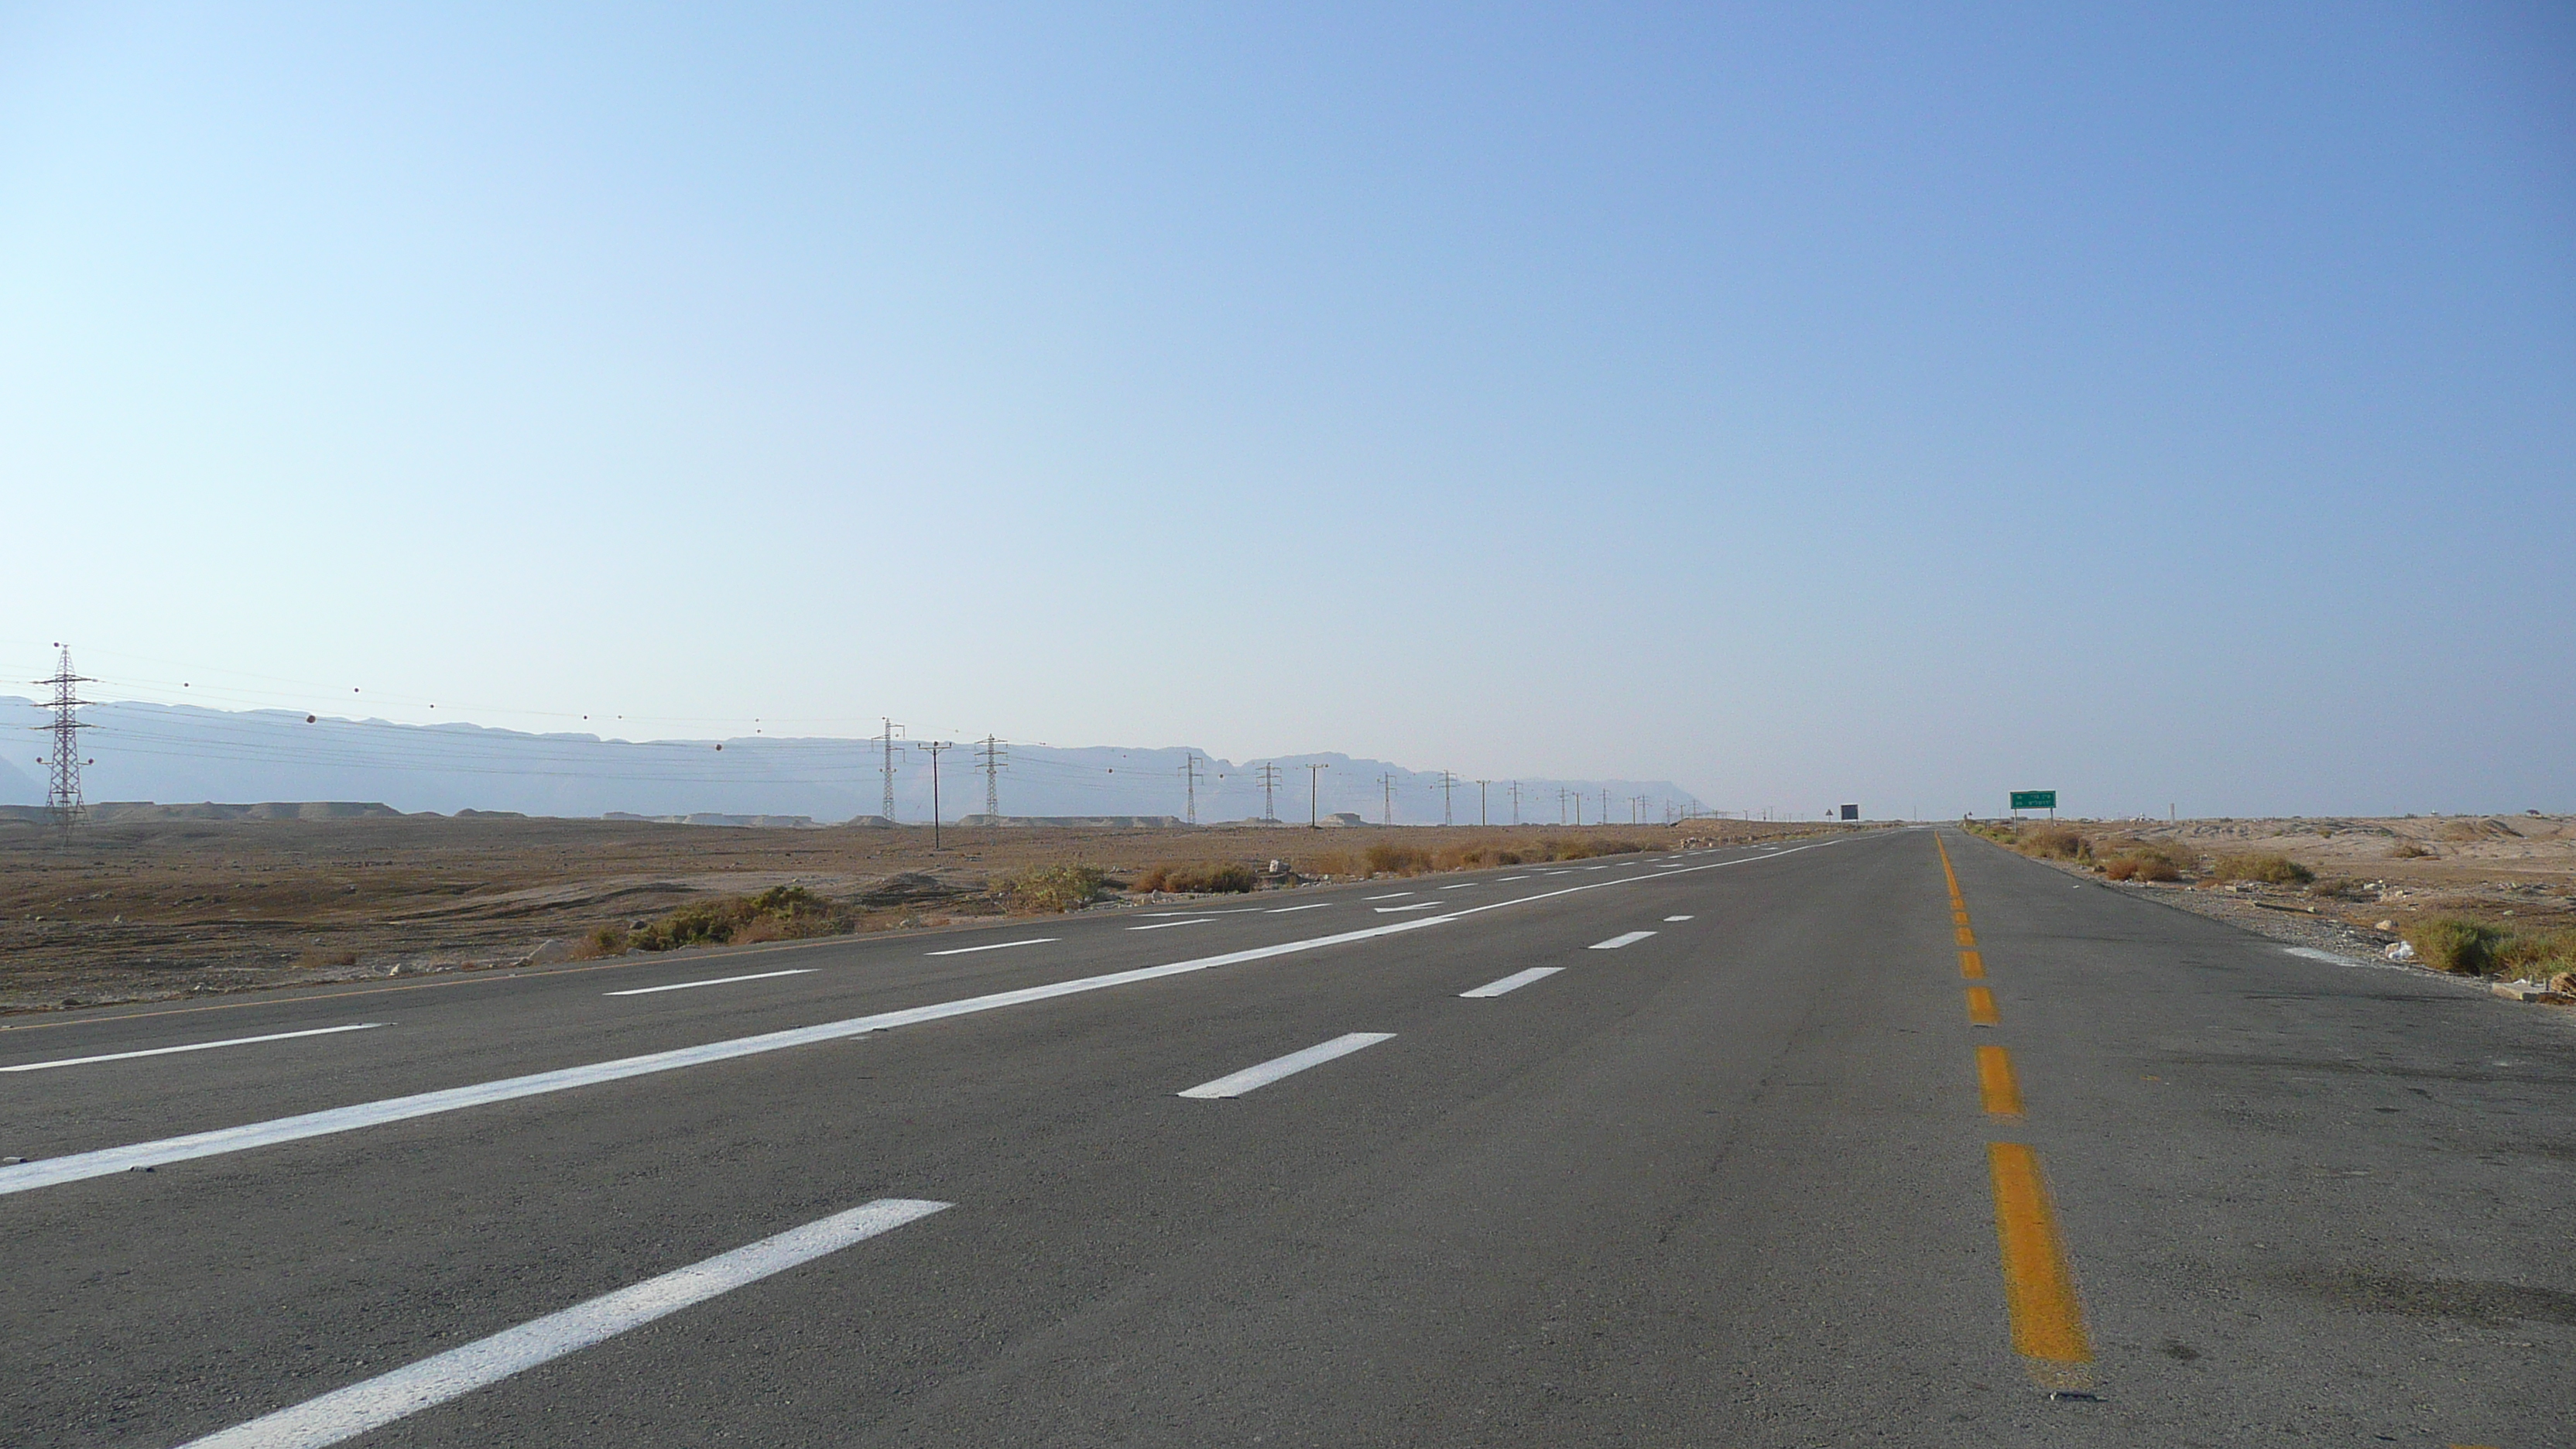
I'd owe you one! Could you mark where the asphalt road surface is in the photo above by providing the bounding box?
[2,830,2567,1447]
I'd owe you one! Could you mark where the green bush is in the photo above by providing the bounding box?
[635,885,848,951]
[2211,853,2315,886]
[2405,916,2502,975]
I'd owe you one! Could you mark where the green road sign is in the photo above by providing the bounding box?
[2009,790,2057,811]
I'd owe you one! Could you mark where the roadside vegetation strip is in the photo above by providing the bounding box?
[0,840,1832,1198]
[0,1023,385,1074]
[1177,1033,1394,1098]
[173,1199,951,1449]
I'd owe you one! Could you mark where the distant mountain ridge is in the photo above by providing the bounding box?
[0,696,1705,826]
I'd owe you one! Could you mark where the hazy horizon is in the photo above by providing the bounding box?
[6,4,2569,820]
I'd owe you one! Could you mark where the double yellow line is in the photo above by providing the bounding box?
[1938,834,2094,1389]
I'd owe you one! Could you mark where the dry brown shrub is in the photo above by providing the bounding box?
[2211,854,2315,886]
[1132,862,1257,893]
[2016,825,2090,862]
[294,945,359,968]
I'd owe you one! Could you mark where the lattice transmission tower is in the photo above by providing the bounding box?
[877,718,905,820]
[977,735,1008,820]
[33,646,94,845]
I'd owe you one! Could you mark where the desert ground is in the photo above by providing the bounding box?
[0,811,1829,1013]
[1972,813,2576,971]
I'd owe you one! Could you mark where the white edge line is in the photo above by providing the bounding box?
[174,1198,951,1449]
[1177,1032,1395,1098]
[604,968,815,997]
[0,841,1832,1197]
[1459,967,1562,999]
[923,937,1058,957]
[0,1023,386,1074]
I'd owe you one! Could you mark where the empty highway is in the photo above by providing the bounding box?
[2,830,2567,1447]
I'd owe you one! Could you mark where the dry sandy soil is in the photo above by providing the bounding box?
[1983,814,2576,967]
[0,813,1832,1015]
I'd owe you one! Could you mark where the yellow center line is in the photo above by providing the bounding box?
[1955,925,1978,948]
[1988,1142,2095,1383]
[1959,950,1985,979]
[1966,986,1999,1026]
[1977,1044,2025,1117]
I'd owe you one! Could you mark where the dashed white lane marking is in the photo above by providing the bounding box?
[1663,914,1694,922]
[1459,967,1561,999]
[0,840,1842,1197]
[1265,903,1331,913]
[1364,892,1415,900]
[1498,875,1528,882]
[923,938,1058,957]
[603,969,815,997]
[1128,919,1214,931]
[174,1199,950,1449]
[1374,903,1442,913]
[1440,882,1479,889]
[1177,1033,1394,1098]
[1584,865,1608,871]
[1589,930,1657,950]
[0,1023,385,1074]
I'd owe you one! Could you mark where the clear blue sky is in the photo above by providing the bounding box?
[3,2,2569,818]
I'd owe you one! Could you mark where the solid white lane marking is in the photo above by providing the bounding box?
[0,839,1841,1198]
[1127,919,1214,931]
[1374,903,1441,913]
[1589,930,1656,950]
[0,912,1467,1197]
[1177,1033,1394,1098]
[1663,915,1694,922]
[0,1023,385,1074]
[1459,967,1561,999]
[1363,892,1415,900]
[174,1199,949,1449]
[603,969,814,997]
[923,938,1059,957]
[1265,903,1330,913]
